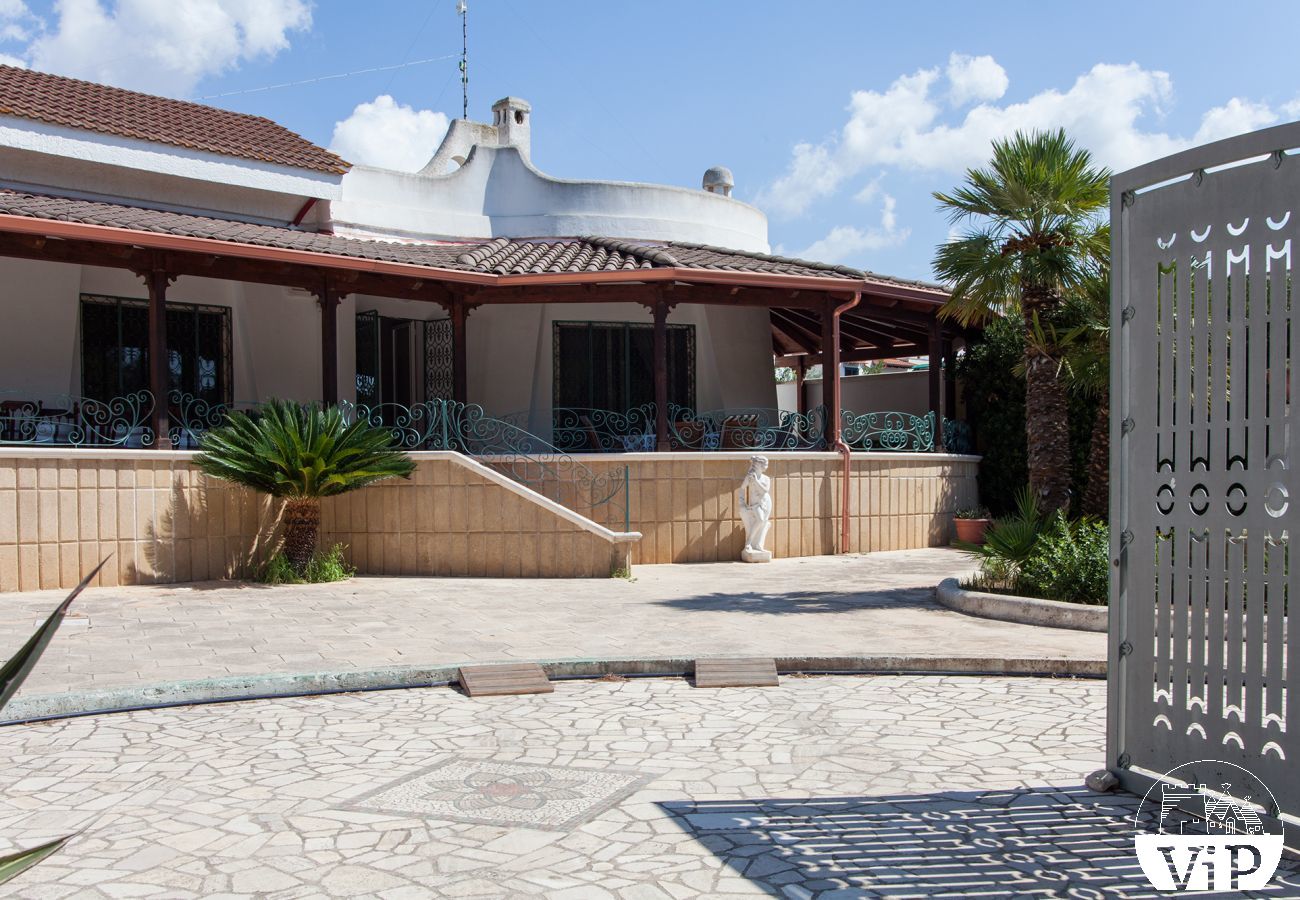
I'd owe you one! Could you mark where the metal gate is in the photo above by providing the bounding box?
[1109,123,1299,838]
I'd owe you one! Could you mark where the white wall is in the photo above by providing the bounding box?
[0,257,324,406]
[794,370,932,417]
[0,257,82,402]
[465,301,776,437]
[334,147,769,251]
[0,258,778,433]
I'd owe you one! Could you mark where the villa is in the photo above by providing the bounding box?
[0,65,979,589]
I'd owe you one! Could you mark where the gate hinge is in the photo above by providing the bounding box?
[1119,640,1133,658]
[1120,529,1134,548]
[1122,305,1136,322]
[1121,417,1135,435]
[1117,752,1132,769]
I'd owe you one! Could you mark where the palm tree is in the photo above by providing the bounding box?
[933,129,1109,514]
[194,400,415,576]
[1059,272,1111,518]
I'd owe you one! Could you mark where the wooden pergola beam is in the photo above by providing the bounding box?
[774,343,927,366]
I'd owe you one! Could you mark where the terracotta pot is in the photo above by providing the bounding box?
[953,517,991,545]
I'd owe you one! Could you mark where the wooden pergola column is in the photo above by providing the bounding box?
[821,296,843,446]
[652,297,670,451]
[450,300,469,405]
[943,338,957,427]
[928,318,945,451]
[144,263,172,448]
[317,276,341,405]
[795,356,807,417]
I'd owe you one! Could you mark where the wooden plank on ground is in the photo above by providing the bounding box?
[693,657,780,688]
[458,663,554,697]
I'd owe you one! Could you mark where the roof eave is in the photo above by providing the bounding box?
[0,212,932,296]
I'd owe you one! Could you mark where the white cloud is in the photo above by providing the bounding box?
[0,0,33,44]
[0,52,24,67]
[798,193,910,264]
[759,59,1283,218]
[6,0,310,96]
[1192,97,1277,144]
[329,95,450,172]
[946,53,1007,106]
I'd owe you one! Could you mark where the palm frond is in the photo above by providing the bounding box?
[932,128,1111,325]
[193,400,415,499]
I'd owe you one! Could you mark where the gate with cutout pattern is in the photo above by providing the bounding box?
[1109,123,1299,839]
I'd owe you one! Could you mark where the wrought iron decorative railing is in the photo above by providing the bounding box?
[943,417,973,455]
[0,391,156,447]
[339,399,630,530]
[0,390,959,462]
[168,391,261,449]
[535,404,939,453]
[841,410,935,452]
[668,405,831,451]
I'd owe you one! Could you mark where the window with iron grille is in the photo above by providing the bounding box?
[553,321,695,410]
[79,294,232,404]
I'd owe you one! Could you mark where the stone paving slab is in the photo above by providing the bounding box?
[0,549,1105,708]
[1,675,1296,898]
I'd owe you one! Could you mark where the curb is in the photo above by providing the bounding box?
[0,653,1106,725]
[936,578,1108,633]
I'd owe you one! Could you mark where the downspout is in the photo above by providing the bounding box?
[831,292,861,554]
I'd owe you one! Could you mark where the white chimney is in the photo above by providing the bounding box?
[492,97,532,159]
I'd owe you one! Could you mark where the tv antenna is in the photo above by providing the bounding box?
[457,0,468,120]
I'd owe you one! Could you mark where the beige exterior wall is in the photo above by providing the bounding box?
[0,450,280,592]
[495,451,981,565]
[0,449,636,592]
[319,456,633,579]
[0,445,976,591]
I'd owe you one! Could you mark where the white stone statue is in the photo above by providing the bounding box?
[737,455,773,563]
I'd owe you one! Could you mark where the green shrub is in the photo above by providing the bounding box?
[261,544,353,585]
[1017,515,1109,605]
[305,544,354,583]
[960,489,1109,605]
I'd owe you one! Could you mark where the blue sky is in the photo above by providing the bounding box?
[1,1,1294,281]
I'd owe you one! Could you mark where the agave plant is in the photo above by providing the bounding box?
[0,559,108,886]
[194,400,415,576]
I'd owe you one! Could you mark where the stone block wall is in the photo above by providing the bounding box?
[513,452,980,565]
[0,450,279,592]
[320,455,635,578]
[0,448,976,591]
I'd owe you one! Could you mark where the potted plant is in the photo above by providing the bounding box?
[953,505,993,545]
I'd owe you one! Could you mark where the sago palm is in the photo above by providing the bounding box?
[195,400,415,575]
[933,129,1109,514]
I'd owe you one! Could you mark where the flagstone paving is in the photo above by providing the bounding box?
[0,549,1105,707]
[2,675,1296,898]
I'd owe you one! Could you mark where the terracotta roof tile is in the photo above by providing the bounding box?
[0,65,349,175]
[0,189,940,293]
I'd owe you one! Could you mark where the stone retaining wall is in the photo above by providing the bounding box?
[320,455,636,578]
[494,452,981,565]
[0,448,977,590]
[0,449,637,591]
